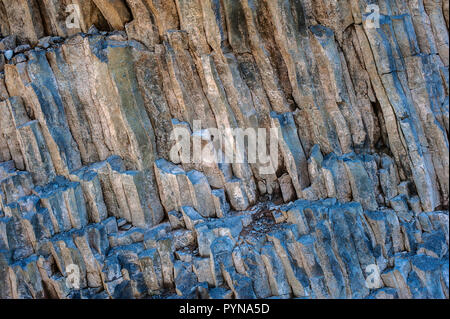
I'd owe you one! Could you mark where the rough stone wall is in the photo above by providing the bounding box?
[0,0,448,299]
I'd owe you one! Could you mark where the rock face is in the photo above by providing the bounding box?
[0,0,448,299]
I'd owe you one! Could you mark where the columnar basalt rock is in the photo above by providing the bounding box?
[0,0,448,299]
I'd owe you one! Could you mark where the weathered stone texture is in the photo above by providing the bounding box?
[0,0,448,299]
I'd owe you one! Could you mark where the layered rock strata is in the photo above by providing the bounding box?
[0,0,448,299]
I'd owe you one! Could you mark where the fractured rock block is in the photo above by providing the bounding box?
[174,260,197,297]
[154,159,184,213]
[92,0,131,30]
[411,254,447,298]
[1,0,45,45]
[293,235,329,298]
[109,228,145,248]
[0,98,26,171]
[26,50,83,175]
[171,229,196,250]
[313,221,347,299]
[121,170,164,227]
[186,170,216,218]
[37,177,88,232]
[156,236,175,288]
[211,189,230,218]
[168,210,185,230]
[390,195,414,222]
[139,248,163,293]
[193,256,214,287]
[286,203,311,236]
[234,244,271,298]
[143,222,171,249]
[17,120,56,186]
[271,112,309,198]
[9,255,45,298]
[195,215,244,258]
[70,167,108,224]
[267,230,308,297]
[418,231,448,259]
[208,287,233,299]
[0,171,33,211]
[224,178,249,211]
[278,174,296,203]
[321,153,352,202]
[222,268,256,299]
[72,230,103,288]
[210,236,234,288]
[5,211,35,261]
[328,206,370,298]
[181,206,204,231]
[379,155,400,200]
[343,157,378,211]
[260,242,291,297]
